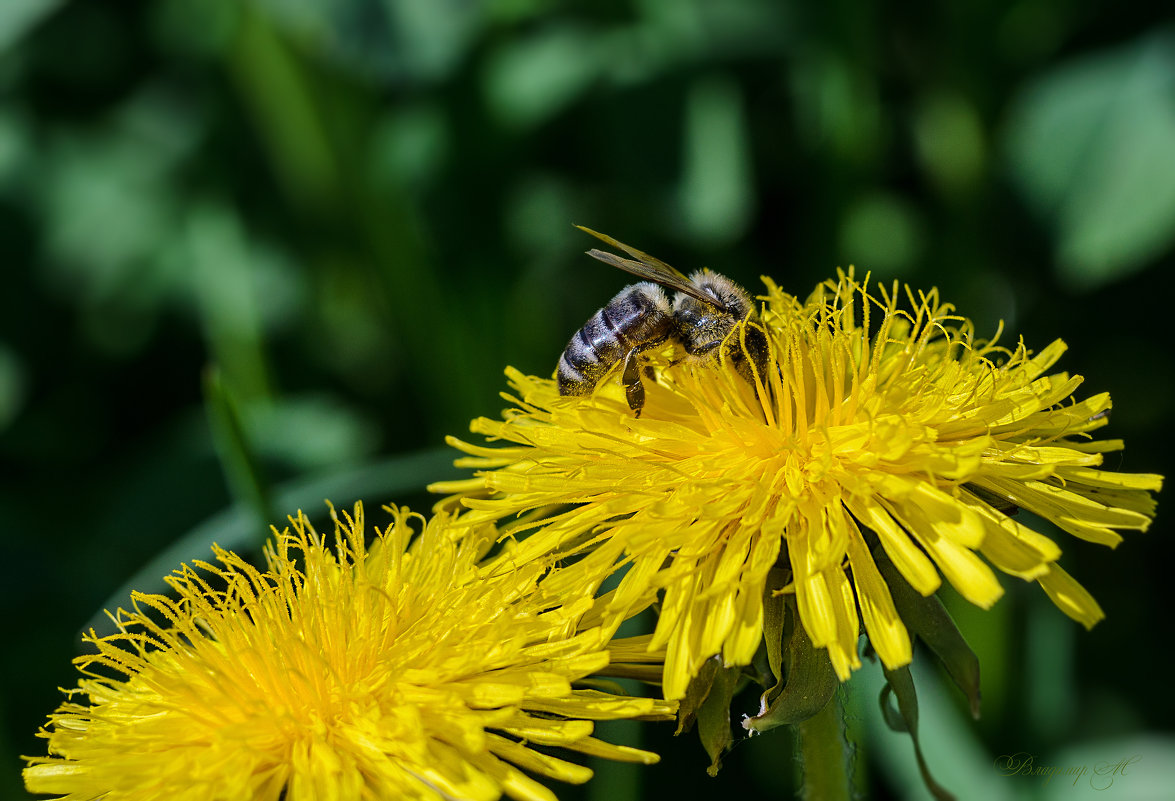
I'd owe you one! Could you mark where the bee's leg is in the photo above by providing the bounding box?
[622,348,645,416]
[733,324,770,386]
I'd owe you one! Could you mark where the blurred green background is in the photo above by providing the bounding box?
[2,1,1173,799]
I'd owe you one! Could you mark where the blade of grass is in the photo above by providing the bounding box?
[81,447,461,638]
[203,365,275,548]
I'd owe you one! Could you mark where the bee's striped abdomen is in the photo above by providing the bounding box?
[557,283,672,396]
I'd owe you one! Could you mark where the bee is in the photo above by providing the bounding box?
[556,226,767,416]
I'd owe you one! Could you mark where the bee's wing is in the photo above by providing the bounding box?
[577,226,688,280]
[576,226,727,310]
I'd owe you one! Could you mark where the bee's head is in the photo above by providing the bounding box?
[673,271,757,355]
[679,270,755,318]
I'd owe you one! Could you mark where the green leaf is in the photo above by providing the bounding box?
[0,0,64,53]
[837,191,926,278]
[880,665,956,801]
[873,545,982,718]
[1005,31,1175,287]
[0,342,26,433]
[245,395,381,471]
[853,659,1009,801]
[678,75,753,246]
[743,596,838,733]
[484,25,602,129]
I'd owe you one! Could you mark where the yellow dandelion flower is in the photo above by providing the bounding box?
[432,269,1162,701]
[24,504,674,801]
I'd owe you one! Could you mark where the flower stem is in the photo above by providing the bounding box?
[795,689,851,801]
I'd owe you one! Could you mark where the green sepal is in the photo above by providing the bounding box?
[695,660,741,776]
[743,595,838,733]
[879,665,955,801]
[961,482,1018,516]
[573,677,630,696]
[873,545,982,718]
[675,657,720,736]
[761,567,788,699]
